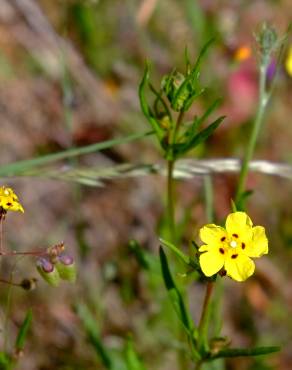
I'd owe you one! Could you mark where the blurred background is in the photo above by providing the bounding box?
[0,0,292,369]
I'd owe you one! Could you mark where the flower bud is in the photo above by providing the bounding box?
[36,258,60,287]
[161,71,187,111]
[56,254,77,283]
[257,23,278,58]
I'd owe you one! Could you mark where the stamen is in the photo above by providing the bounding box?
[230,240,237,248]
[232,233,239,238]
[241,242,246,249]
[220,236,226,242]
[219,248,225,254]
[231,254,238,259]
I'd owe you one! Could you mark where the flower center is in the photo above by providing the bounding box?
[229,240,237,248]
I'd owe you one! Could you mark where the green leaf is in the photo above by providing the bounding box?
[172,39,214,111]
[75,303,113,369]
[149,83,173,122]
[182,88,205,112]
[235,190,254,211]
[124,336,146,370]
[159,247,195,335]
[175,116,225,156]
[0,131,153,177]
[129,240,150,270]
[191,38,214,77]
[159,238,190,265]
[15,309,33,351]
[230,199,237,213]
[210,346,281,359]
[0,352,12,370]
[139,63,165,141]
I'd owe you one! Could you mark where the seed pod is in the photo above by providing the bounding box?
[36,258,60,287]
[56,254,77,283]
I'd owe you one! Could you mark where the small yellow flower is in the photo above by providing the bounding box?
[0,186,24,213]
[198,212,268,282]
[285,46,292,77]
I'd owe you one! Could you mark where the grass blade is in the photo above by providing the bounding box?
[0,131,152,177]
[15,309,33,352]
[75,303,113,369]
[159,247,194,334]
[124,336,146,370]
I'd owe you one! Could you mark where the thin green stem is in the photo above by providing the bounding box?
[167,160,176,242]
[198,281,214,351]
[166,111,188,370]
[203,175,214,223]
[166,111,185,243]
[235,57,270,203]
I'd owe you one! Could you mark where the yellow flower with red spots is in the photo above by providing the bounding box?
[0,186,24,213]
[199,212,268,282]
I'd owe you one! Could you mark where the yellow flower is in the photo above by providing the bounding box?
[198,212,268,282]
[0,186,24,213]
[285,46,292,77]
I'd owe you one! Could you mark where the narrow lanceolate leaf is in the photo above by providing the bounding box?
[75,303,112,369]
[139,63,165,141]
[159,238,190,266]
[175,116,225,157]
[15,309,33,351]
[210,346,281,359]
[159,247,194,335]
[172,39,214,111]
[149,83,173,122]
[129,240,150,270]
[125,337,146,370]
[0,131,153,177]
[195,99,222,130]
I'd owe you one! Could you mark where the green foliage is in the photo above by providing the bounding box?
[210,346,281,359]
[139,40,224,161]
[124,337,146,370]
[0,131,152,178]
[159,247,199,358]
[0,353,12,370]
[76,303,113,369]
[15,309,33,352]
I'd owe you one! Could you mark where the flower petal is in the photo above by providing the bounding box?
[199,224,227,246]
[199,249,225,277]
[224,253,255,282]
[245,226,268,257]
[199,245,209,252]
[225,212,253,237]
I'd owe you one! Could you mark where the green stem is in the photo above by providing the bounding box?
[203,175,214,223]
[167,160,176,242]
[235,57,270,203]
[166,111,185,243]
[198,281,214,351]
[166,111,189,370]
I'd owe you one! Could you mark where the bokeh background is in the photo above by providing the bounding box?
[0,1,292,369]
